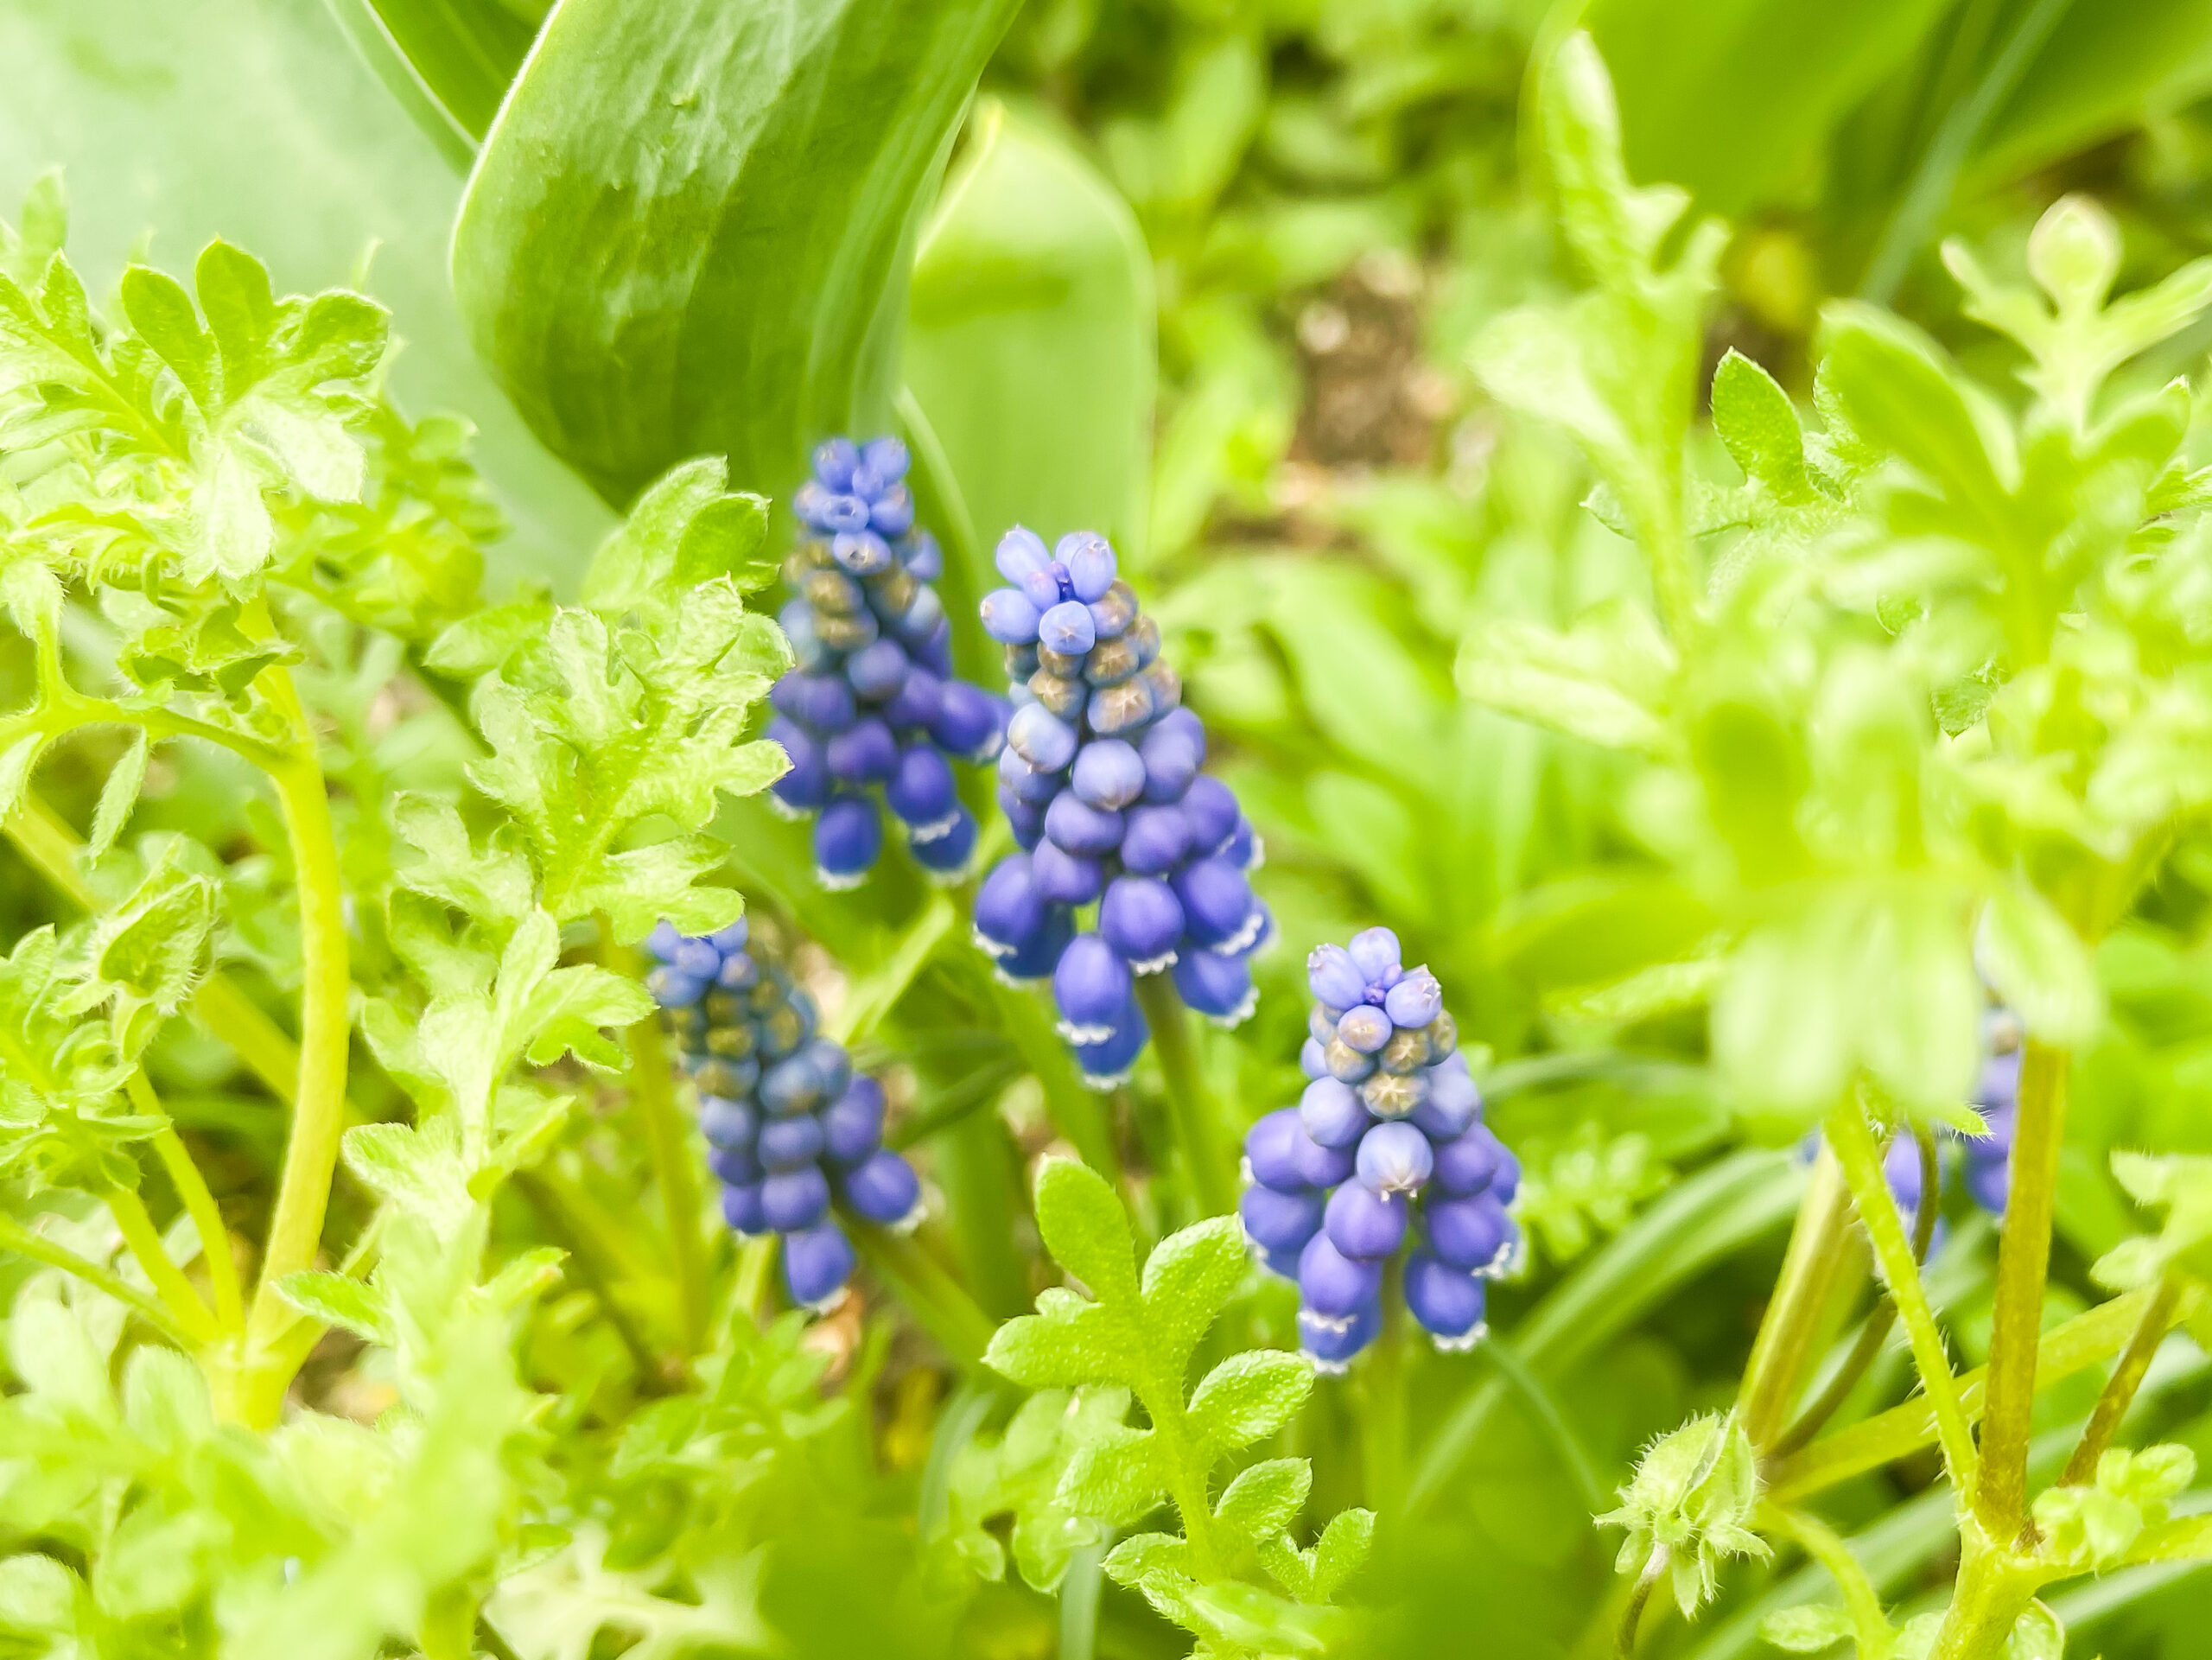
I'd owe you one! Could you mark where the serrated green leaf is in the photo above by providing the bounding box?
[1758,1602,1855,1652]
[1138,1217,1245,1380]
[276,1271,392,1345]
[1186,1350,1313,1460]
[905,99,1155,565]
[1058,1420,1166,1530]
[85,734,149,864]
[1711,350,1815,503]
[1033,1158,1140,1307]
[1212,1459,1309,1547]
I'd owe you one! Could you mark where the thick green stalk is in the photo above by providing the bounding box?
[240,694,354,1422]
[1738,1146,1854,1451]
[1975,1040,2067,1536]
[2059,1273,2182,1490]
[1133,974,1235,1218]
[1926,1524,2039,1660]
[107,1186,219,1345]
[1825,1099,1977,1488]
[419,1586,479,1660]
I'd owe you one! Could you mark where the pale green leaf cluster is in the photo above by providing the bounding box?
[1456,35,2208,1141]
[2031,1445,2197,1573]
[982,1160,1372,1657]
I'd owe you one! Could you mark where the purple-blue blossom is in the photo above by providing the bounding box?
[1242,929,1518,1371]
[971,528,1270,1083]
[771,436,1007,887]
[649,915,924,1312]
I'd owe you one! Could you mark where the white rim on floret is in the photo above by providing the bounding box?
[1209,987,1261,1029]
[893,1197,928,1236]
[971,925,1016,960]
[1479,1237,1522,1280]
[921,855,981,889]
[906,810,963,843]
[816,866,870,893]
[1126,949,1179,975]
[766,793,810,824]
[1300,1308,1357,1337]
[1431,1320,1488,1354]
[801,1283,853,1318]
[1244,831,1267,872]
[1057,1017,1121,1046]
[1310,1355,1355,1377]
[1080,1064,1133,1091]
[1213,907,1268,956]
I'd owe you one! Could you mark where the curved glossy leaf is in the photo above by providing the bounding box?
[452,0,1023,507]
[323,0,542,163]
[905,101,1156,567]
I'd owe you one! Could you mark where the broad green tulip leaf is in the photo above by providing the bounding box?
[452,0,1024,507]
[323,0,542,164]
[906,101,1155,573]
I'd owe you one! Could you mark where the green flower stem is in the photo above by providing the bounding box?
[6,791,306,1107]
[510,1167,675,1388]
[1617,1544,1669,1658]
[1361,1259,1410,1517]
[1058,1542,1103,1660]
[1761,1504,1895,1660]
[238,731,354,1420]
[0,1209,188,1341]
[850,1221,997,1367]
[986,973,1122,1186]
[733,1233,779,1325]
[1975,1040,2068,1536]
[1825,1098,1977,1490]
[1773,1129,1940,1460]
[1482,1333,1608,1515]
[1738,1144,1854,1451]
[934,1104,1030,1320]
[106,1184,219,1345]
[1770,1283,2172,1503]
[2058,1272,2182,1490]
[130,1076,243,1334]
[1133,974,1236,1218]
[605,931,710,1358]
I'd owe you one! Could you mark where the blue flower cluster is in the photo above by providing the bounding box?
[970,528,1268,1084]
[1239,928,1518,1371]
[1872,1008,2022,1249]
[769,436,1005,887]
[647,918,924,1311]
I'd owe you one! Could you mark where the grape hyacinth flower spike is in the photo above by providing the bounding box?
[646,918,924,1312]
[1242,928,1518,1371]
[972,526,1270,1084]
[769,436,1007,887]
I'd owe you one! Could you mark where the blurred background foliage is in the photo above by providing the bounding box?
[11,0,2212,1653]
